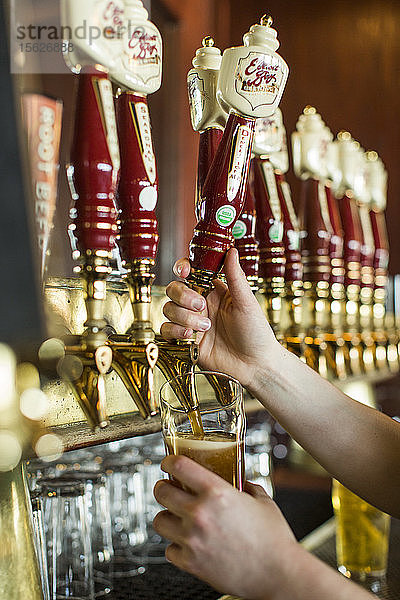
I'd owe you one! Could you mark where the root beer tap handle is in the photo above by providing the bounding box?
[21,94,63,280]
[108,0,162,342]
[188,36,227,218]
[233,159,259,290]
[187,15,289,293]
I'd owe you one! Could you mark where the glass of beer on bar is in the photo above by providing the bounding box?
[332,479,391,592]
[160,371,245,490]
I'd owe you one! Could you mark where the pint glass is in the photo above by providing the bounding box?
[160,371,245,490]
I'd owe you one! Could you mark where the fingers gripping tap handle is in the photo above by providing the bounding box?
[187,15,289,293]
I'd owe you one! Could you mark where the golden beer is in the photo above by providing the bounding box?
[165,433,244,489]
[332,480,390,580]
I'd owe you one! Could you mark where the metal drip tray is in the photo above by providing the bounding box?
[107,562,221,600]
[107,518,400,600]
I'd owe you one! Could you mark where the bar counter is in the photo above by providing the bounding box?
[104,481,399,599]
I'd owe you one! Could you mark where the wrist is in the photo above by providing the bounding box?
[256,539,303,600]
[246,339,288,398]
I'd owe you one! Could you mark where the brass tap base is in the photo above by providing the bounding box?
[0,463,43,600]
[302,336,337,380]
[63,336,112,430]
[284,335,304,359]
[125,265,156,344]
[186,267,216,296]
[108,336,159,418]
[127,316,155,345]
[155,336,198,381]
[342,334,365,377]
[125,261,155,304]
[78,252,112,350]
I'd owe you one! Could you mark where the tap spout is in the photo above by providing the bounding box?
[110,337,159,418]
[62,340,112,430]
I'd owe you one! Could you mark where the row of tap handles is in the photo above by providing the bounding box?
[35,1,392,431]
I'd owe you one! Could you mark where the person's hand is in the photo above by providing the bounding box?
[161,247,282,391]
[153,455,299,600]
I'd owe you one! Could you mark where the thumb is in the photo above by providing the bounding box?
[223,247,256,310]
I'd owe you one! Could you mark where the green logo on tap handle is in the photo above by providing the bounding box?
[216,205,237,227]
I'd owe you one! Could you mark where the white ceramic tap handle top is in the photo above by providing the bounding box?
[216,15,289,118]
[291,106,327,179]
[124,0,148,20]
[366,152,387,211]
[243,19,280,51]
[325,133,342,195]
[253,108,289,172]
[336,131,359,194]
[109,0,162,93]
[187,37,227,132]
[60,0,125,72]
[352,145,370,205]
[192,37,223,70]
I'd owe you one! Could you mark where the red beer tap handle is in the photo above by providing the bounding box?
[196,128,224,219]
[275,171,302,285]
[233,159,259,288]
[338,193,362,289]
[358,203,375,293]
[297,178,331,284]
[370,210,389,291]
[71,67,118,255]
[188,112,255,292]
[115,92,159,265]
[253,158,285,284]
[325,183,345,286]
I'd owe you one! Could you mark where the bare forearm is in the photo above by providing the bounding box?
[249,343,400,516]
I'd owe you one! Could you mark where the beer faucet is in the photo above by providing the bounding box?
[105,0,162,416]
[366,152,395,371]
[335,131,365,376]
[187,36,227,220]
[233,159,260,291]
[353,144,377,372]
[323,128,349,379]
[270,109,304,355]
[187,36,259,289]
[291,107,336,378]
[252,112,286,338]
[188,15,288,294]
